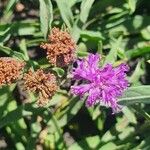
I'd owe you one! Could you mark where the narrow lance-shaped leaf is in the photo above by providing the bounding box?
[55,0,74,29]
[118,86,150,105]
[129,61,144,84]
[68,0,80,7]
[104,37,122,64]
[80,0,95,23]
[4,0,19,13]
[0,44,26,60]
[39,0,53,39]
[80,30,104,40]
[19,39,29,61]
[125,46,150,59]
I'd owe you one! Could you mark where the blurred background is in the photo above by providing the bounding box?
[0,0,150,149]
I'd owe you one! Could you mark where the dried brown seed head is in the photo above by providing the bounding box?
[23,69,58,106]
[0,57,25,86]
[41,27,76,67]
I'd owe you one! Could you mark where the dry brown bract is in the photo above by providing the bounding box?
[0,57,25,86]
[41,27,76,67]
[23,69,58,106]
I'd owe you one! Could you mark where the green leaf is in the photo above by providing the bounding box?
[129,61,144,84]
[19,39,29,61]
[126,46,150,59]
[71,20,82,42]
[26,122,42,150]
[55,0,74,29]
[127,0,137,14]
[78,42,87,52]
[16,23,39,36]
[122,106,137,124]
[0,103,46,129]
[0,21,39,37]
[0,27,11,43]
[16,142,25,150]
[39,0,53,39]
[0,104,28,129]
[48,109,67,149]
[77,42,88,57]
[55,97,84,128]
[68,136,122,150]
[132,105,150,121]
[141,26,150,40]
[97,40,103,55]
[52,67,65,77]
[81,30,104,40]
[118,86,150,105]
[68,0,81,7]
[147,60,150,64]
[88,105,101,120]
[26,38,45,47]
[132,15,143,29]
[77,51,89,57]
[139,136,150,150]
[0,84,16,119]
[118,126,135,141]
[0,44,26,60]
[99,142,119,150]
[68,136,101,150]
[80,0,95,23]
[107,15,150,36]
[7,119,27,149]
[104,37,122,64]
[4,0,19,13]
[0,105,23,129]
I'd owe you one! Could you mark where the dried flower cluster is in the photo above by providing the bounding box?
[23,69,58,106]
[71,54,129,113]
[0,57,25,86]
[41,27,76,67]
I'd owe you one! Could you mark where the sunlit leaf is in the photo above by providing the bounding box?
[52,67,65,77]
[104,37,122,64]
[127,0,137,14]
[119,86,150,105]
[0,44,26,60]
[55,0,74,29]
[39,0,53,39]
[126,46,150,59]
[68,136,101,150]
[141,26,150,40]
[80,0,95,23]
[129,61,144,84]
[81,30,104,40]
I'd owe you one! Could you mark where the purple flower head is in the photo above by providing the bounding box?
[71,53,129,113]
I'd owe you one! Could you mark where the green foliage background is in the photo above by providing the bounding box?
[0,0,150,149]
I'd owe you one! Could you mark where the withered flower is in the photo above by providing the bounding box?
[0,57,25,86]
[23,69,58,106]
[41,27,76,67]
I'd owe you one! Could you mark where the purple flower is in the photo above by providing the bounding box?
[71,53,129,113]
